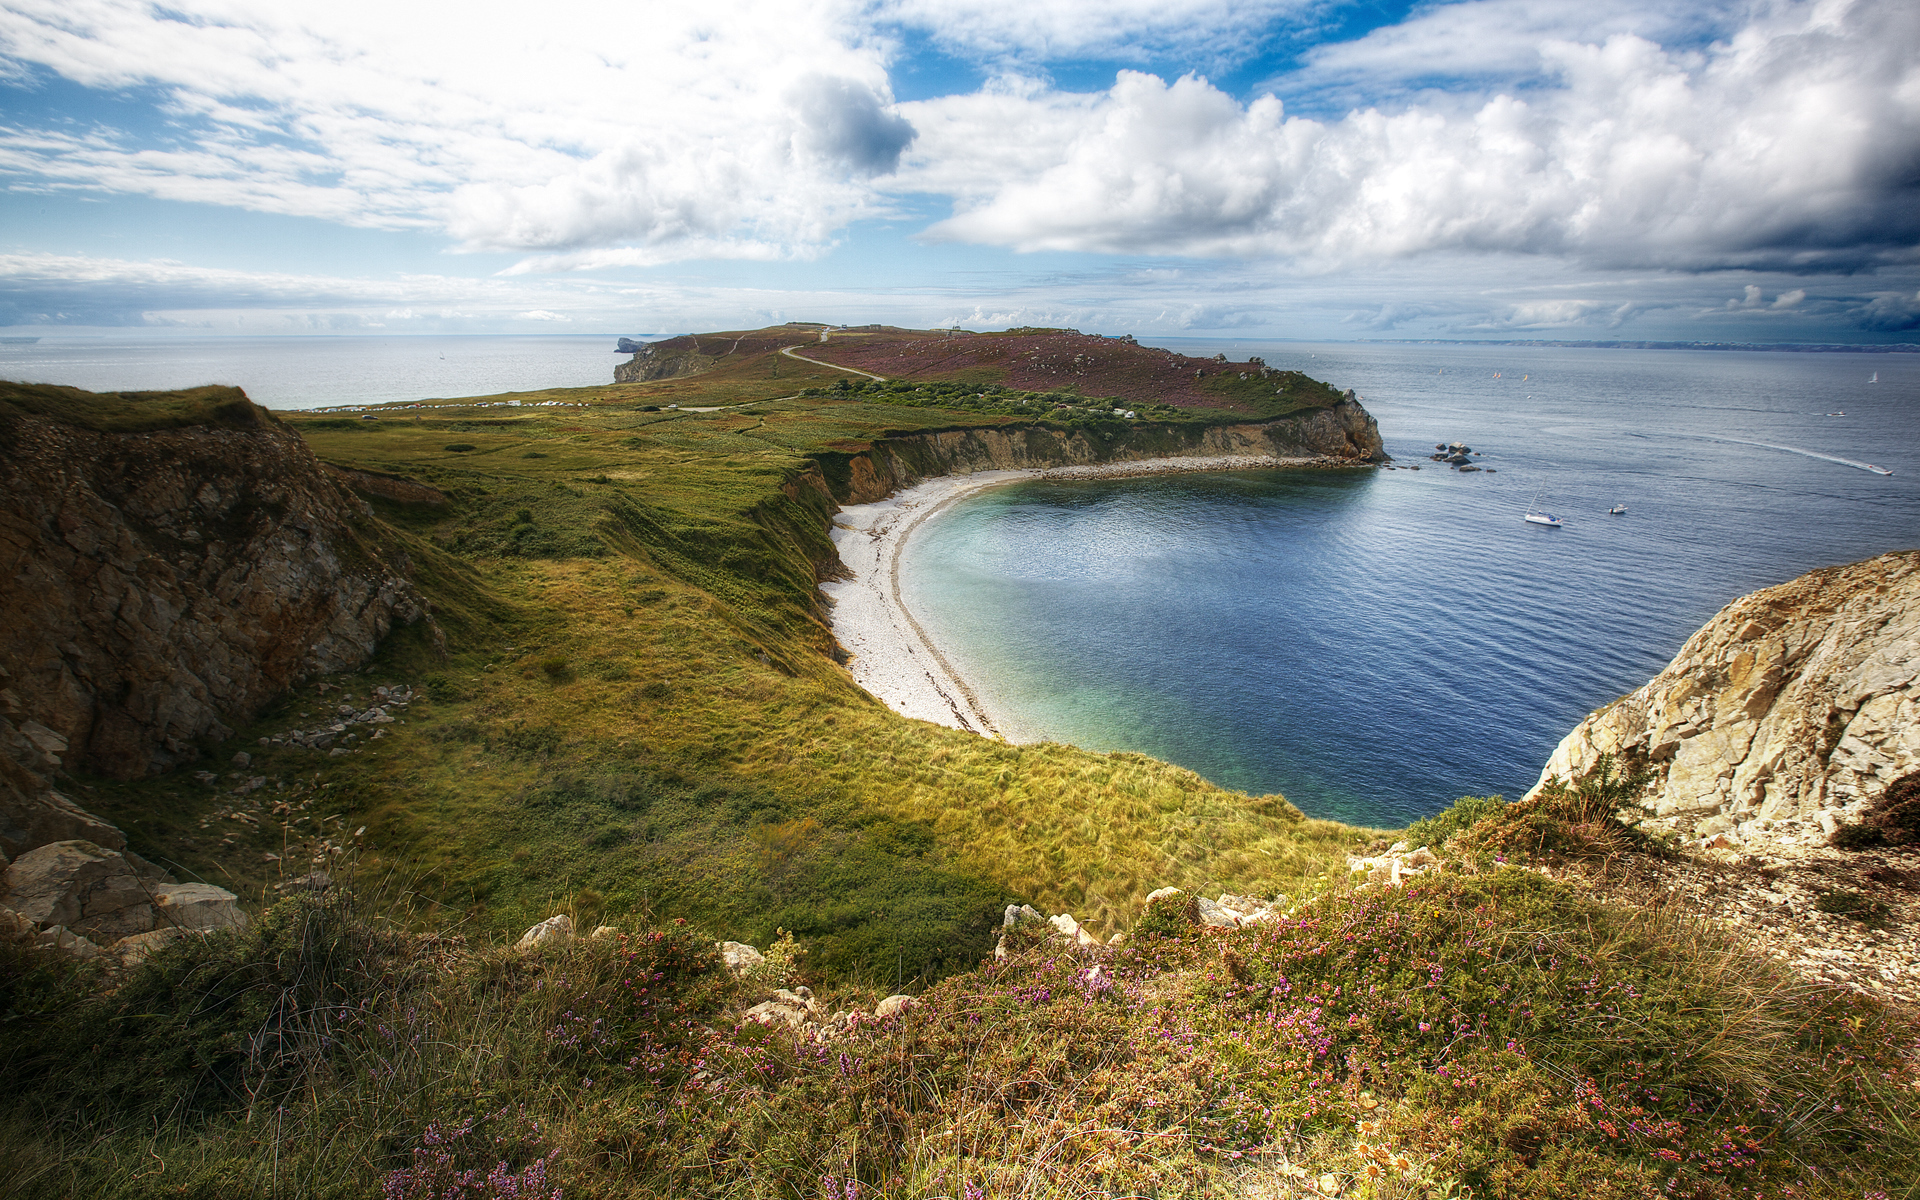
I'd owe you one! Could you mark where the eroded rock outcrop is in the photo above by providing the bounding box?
[827,398,1386,503]
[1529,551,1920,851]
[0,384,432,788]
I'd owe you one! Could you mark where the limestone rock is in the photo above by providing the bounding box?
[1348,847,1441,889]
[590,925,620,940]
[1,839,155,939]
[874,994,916,1019]
[1530,552,1920,852]
[112,927,188,966]
[745,987,820,1030]
[34,924,101,959]
[1002,903,1044,928]
[516,914,572,948]
[719,940,765,973]
[152,883,246,931]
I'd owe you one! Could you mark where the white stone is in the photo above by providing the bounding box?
[152,883,247,931]
[874,994,915,1019]
[719,941,764,972]
[516,914,572,948]
[1,839,155,939]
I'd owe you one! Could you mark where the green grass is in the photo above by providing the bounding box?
[5,864,1912,1199]
[7,374,1918,1198]
[1,380,275,433]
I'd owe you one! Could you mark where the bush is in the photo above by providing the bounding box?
[1403,793,1508,849]
[444,443,476,452]
[1813,889,1890,923]
[1131,889,1199,939]
[1456,755,1651,865]
[14,888,413,1121]
[1834,770,1920,850]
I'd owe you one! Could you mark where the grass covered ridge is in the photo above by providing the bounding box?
[4,857,1914,1198]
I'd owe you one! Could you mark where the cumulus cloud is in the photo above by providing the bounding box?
[0,0,914,261]
[906,0,1920,272]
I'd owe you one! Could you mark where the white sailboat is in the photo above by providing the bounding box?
[1870,372,1879,383]
[1524,483,1563,527]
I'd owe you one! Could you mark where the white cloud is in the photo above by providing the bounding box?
[0,0,914,260]
[905,0,1920,272]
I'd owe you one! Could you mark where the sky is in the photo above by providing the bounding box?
[1,0,1917,343]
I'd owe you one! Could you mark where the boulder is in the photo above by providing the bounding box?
[152,883,246,931]
[1,839,155,939]
[1002,903,1045,928]
[719,940,765,973]
[1195,896,1241,928]
[590,925,620,940]
[34,924,100,959]
[112,927,188,967]
[745,987,820,1030]
[874,994,916,1019]
[516,914,572,948]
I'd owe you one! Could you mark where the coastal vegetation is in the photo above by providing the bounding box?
[2,331,1915,1197]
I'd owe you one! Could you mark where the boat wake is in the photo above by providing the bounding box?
[1707,436,1893,476]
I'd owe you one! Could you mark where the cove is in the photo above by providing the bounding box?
[894,342,1920,828]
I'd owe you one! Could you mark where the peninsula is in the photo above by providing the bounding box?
[0,328,1913,1199]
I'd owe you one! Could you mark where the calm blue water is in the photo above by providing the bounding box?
[0,335,621,409]
[902,344,1920,827]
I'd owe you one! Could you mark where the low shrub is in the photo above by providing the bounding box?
[1403,793,1507,849]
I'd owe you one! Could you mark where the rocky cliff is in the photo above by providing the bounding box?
[1529,550,1920,852]
[822,396,1385,503]
[0,383,432,828]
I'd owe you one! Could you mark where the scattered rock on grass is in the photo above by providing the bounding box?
[516,914,572,948]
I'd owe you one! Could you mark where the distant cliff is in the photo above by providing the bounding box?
[812,395,1386,503]
[1530,550,1920,851]
[0,383,432,802]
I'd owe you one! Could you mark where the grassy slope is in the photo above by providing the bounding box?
[7,359,1917,1199]
[72,367,1368,991]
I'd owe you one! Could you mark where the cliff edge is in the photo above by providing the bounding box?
[0,382,432,838]
[1529,550,1920,853]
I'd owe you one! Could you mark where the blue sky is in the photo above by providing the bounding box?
[2,0,1916,342]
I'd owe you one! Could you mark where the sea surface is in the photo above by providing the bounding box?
[0,334,622,409]
[901,343,1920,828]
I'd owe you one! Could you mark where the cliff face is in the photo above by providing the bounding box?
[0,386,431,796]
[1529,551,1920,851]
[826,397,1385,503]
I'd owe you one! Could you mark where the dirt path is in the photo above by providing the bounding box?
[781,344,887,382]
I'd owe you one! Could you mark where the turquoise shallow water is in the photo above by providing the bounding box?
[900,343,1920,827]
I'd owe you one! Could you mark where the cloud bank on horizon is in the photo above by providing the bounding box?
[1,0,1916,340]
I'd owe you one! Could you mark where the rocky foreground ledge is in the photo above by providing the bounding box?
[1532,549,1919,854]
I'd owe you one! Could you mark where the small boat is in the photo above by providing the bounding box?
[1608,504,1628,515]
[1870,372,1878,383]
[1524,483,1563,527]
[1865,464,1893,476]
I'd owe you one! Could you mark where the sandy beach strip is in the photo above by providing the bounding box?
[821,454,1348,736]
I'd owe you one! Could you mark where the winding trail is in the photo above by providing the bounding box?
[781,343,888,382]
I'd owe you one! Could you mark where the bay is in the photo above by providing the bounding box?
[900,343,1920,827]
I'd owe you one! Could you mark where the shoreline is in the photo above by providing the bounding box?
[821,454,1363,736]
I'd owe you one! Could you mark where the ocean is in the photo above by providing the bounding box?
[900,342,1920,827]
[0,334,622,409]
